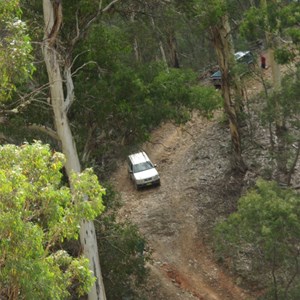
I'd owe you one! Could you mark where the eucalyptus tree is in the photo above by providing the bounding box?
[0,0,34,102]
[192,0,299,175]
[190,0,248,171]
[215,179,300,299]
[41,1,121,299]
[0,142,105,300]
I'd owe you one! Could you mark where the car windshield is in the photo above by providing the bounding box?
[133,161,153,173]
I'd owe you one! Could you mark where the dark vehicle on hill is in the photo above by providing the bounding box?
[210,51,254,88]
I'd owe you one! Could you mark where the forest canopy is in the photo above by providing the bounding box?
[1,0,300,299]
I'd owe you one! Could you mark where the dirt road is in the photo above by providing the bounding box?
[112,112,255,300]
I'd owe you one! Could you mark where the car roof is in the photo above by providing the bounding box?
[210,51,252,80]
[211,70,221,79]
[128,151,150,165]
[234,51,251,60]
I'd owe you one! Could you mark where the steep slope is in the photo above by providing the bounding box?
[112,112,255,299]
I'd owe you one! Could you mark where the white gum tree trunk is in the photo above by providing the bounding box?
[150,16,168,66]
[42,1,106,299]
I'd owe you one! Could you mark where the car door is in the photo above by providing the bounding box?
[127,159,134,180]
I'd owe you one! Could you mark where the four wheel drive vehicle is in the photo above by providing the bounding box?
[234,51,254,65]
[128,151,160,189]
[210,51,254,88]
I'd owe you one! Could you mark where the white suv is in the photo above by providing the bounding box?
[127,151,160,189]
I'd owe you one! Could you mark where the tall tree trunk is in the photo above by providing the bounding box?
[210,15,246,172]
[150,16,168,66]
[42,1,106,299]
[166,29,180,68]
[261,0,288,180]
[159,40,168,66]
[269,41,287,178]
[130,12,140,63]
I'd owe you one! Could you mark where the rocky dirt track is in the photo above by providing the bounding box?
[112,111,256,300]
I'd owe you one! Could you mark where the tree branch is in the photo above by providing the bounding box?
[70,50,90,70]
[0,132,13,143]
[70,0,121,50]
[48,0,63,46]
[0,82,50,115]
[102,0,120,13]
[27,124,59,141]
[82,123,97,163]
[64,65,75,113]
[70,9,81,47]
[71,61,101,77]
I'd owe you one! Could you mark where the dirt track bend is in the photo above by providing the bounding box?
[112,113,254,300]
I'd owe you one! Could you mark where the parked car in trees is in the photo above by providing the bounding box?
[210,51,254,88]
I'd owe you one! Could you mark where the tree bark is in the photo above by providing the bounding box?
[166,29,180,68]
[210,15,246,172]
[261,0,288,180]
[130,12,140,63]
[270,41,287,178]
[42,1,106,299]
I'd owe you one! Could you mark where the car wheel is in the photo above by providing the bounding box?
[134,182,140,190]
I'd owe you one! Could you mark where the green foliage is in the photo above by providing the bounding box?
[274,48,296,64]
[279,2,300,28]
[215,179,300,298]
[286,28,300,45]
[0,0,35,102]
[194,0,228,28]
[190,86,223,118]
[239,6,265,41]
[9,1,223,169]
[240,1,300,63]
[0,142,105,299]
[149,67,196,123]
[96,185,150,300]
[81,23,132,71]
[259,69,300,175]
[279,73,300,121]
[72,23,218,164]
[98,219,149,300]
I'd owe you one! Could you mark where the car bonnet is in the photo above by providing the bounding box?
[134,168,159,180]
